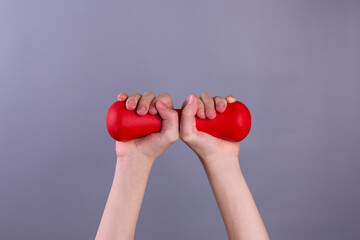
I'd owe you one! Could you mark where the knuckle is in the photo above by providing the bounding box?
[144,91,154,95]
[158,92,173,105]
[131,93,141,99]
[127,97,136,102]
[159,92,170,98]
[215,96,226,103]
[204,101,215,109]
[205,100,214,106]
[201,94,214,104]
[140,98,151,106]
[200,92,211,99]
[144,91,155,97]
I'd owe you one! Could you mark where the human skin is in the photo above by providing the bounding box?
[96,92,269,240]
[95,92,179,240]
[180,93,270,240]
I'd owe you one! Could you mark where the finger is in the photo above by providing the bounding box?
[136,91,155,116]
[196,99,206,119]
[180,94,198,142]
[148,98,158,115]
[214,96,227,113]
[180,94,198,109]
[125,93,141,110]
[200,92,216,119]
[149,92,174,115]
[225,94,236,103]
[117,93,128,101]
[180,98,188,109]
[155,100,179,143]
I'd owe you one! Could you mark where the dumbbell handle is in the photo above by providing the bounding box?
[106,101,251,142]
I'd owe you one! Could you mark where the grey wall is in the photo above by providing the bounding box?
[1,0,360,239]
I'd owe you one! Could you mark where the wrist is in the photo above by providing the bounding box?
[116,154,155,169]
[193,141,240,166]
[114,155,155,182]
[200,154,240,173]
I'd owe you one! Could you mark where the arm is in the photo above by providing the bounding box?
[202,156,268,240]
[179,93,269,240]
[96,92,178,240]
[95,155,153,240]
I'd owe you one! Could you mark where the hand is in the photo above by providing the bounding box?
[179,93,240,165]
[97,93,178,240]
[179,93,269,239]
[115,92,179,162]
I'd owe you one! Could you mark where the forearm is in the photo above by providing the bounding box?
[202,156,269,240]
[96,156,154,240]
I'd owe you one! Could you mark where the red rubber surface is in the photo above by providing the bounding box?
[106,101,251,142]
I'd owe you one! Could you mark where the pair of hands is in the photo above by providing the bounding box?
[115,92,240,166]
[97,92,270,240]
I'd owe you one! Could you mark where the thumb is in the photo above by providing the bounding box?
[155,100,179,141]
[180,94,198,141]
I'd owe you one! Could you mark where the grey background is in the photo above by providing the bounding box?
[1,0,359,239]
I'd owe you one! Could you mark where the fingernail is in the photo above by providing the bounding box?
[200,110,205,116]
[127,100,135,109]
[158,101,167,109]
[227,97,236,103]
[208,110,216,118]
[138,106,146,114]
[187,95,194,104]
[217,104,224,109]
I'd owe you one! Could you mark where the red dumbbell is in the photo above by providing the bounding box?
[106,100,251,142]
